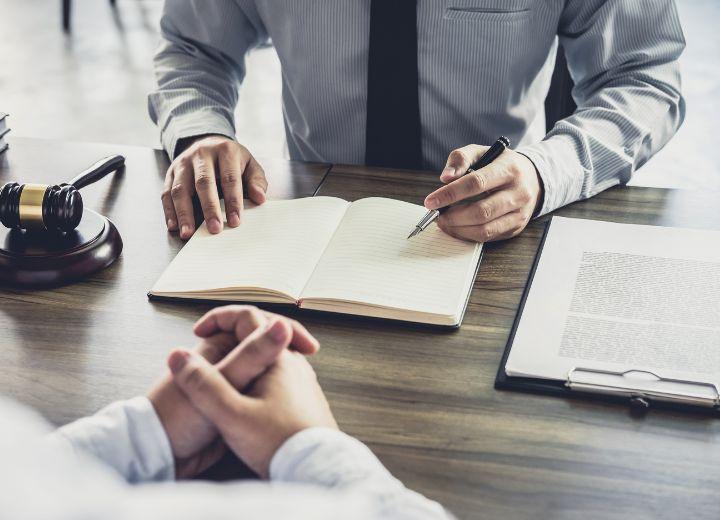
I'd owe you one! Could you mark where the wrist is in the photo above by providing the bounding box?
[174,134,235,159]
[517,151,545,217]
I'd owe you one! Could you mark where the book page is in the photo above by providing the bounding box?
[301,197,481,319]
[151,197,349,300]
[505,217,720,397]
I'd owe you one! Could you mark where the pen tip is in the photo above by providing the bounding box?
[407,229,419,239]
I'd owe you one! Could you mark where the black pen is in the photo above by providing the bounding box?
[407,136,510,239]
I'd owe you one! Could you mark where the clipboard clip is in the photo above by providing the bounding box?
[566,367,720,410]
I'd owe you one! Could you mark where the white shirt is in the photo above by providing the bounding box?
[0,396,450,519]
[149,0,685,216]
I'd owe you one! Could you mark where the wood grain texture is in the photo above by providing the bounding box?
[312,164,720,520]
[2,141,720,519]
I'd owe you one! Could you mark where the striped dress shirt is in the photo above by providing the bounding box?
[148,0,685,215]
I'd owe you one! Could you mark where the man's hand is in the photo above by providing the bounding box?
[161,135,268,239]
[169,347,337,479]
[148,306,320,478]
[424,145,543,242]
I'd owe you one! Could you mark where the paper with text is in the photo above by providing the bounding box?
[505,217,720,397]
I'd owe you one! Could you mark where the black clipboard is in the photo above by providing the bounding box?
[494,217,720,417]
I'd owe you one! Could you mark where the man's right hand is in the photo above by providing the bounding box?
[168,344,337,479]
[161,135,268,239]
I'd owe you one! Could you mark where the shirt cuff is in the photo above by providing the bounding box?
[269,427,397,489]
[159,111,237,159]
[516,134,587,216]
[52,396,175,484]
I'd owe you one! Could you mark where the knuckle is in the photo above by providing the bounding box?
[170,183,186,199]
[468,172,486,193]
[507,162,523,179]
[194,142,212,155]
[518,187,532,204]
[160,188,172,201]
[476,202,493,221]
[449,149,465,163]
[218,139,236,152]
[238,306,262,325]
[185,366,207,392]
[221,171,238,186]
[482,225,496,242]
[194,174,213,190]
[176,157,192,171]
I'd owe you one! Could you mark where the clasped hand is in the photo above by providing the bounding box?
[148,306,336,479]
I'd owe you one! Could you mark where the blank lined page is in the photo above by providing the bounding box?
[151,197,349,299]
[301,197,481,317]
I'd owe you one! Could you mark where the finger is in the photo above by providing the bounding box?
[193,306,320,354]
[218,146,244,228]
[169,349,253,426]
[195,332,238,364]
[439,190,519,227]
[193,305,267,340]
[268,314,319,354]
[216,318,292,389]
[440,144,490,183]
[425,162,512,210]
[161,168,179,231]
[244,156,268,205]
[171,160,197,240]
[438,209,527,243]
[192,152,223,234]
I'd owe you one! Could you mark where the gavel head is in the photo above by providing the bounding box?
[0,182,83,233]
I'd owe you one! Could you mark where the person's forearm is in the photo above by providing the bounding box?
[518,0,685,216]
[148,0,265,158]
[50,397,175,483]
[270,428,451,519]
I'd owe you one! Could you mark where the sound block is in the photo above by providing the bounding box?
[0,210,122,287]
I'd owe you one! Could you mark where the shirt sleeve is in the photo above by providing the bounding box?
[517,0,686,216]
[50,396,175,483]
[270,427,452,519]
[147,0,267,158]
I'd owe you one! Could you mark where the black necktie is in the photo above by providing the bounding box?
[365,0,422,170]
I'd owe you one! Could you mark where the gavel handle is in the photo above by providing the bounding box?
[68,155,125,190]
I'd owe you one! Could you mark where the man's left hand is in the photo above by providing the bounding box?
[424,145,543,242]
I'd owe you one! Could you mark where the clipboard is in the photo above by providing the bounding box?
[494,218,720,417]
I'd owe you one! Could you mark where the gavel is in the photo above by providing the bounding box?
[0,155,124,233]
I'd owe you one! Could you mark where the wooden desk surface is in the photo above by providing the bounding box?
[2,138,720,520]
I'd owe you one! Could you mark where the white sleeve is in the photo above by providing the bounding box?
[270,427,452,519]
[50,396,175,483]
[1,397,451,520]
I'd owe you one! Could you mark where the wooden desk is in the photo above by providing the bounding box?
[2,138,720,519]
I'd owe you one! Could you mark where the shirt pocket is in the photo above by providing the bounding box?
[443,0,532,22]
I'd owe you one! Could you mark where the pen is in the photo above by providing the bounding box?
[407,136,510,239]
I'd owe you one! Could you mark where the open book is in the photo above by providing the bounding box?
[150,197,482,326]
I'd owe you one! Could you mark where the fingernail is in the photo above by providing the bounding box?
[228,212,240,227]
[167,218,176,230]
[267,319,286,343]
[180,224,192,239]
[441,166,455,179]
[208,218,222,234]
[425,196,438,209]
[168,350,190,374]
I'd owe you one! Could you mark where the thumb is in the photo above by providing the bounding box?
[168,349,252,427]
[244,156,268,205]
[441,144,490,183]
